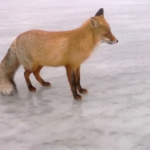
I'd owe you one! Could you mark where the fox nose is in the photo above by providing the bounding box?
[116,40,119,43]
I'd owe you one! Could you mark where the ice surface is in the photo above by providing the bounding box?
[0,0,150,149]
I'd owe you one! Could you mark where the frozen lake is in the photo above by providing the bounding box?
[0,0,150,149]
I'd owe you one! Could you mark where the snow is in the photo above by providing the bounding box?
[0,0,150,149]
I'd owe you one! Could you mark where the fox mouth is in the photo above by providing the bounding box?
[102,39,118,45]
[102,39,114,45]
[106,40,118,45]
[105,41,113,44]
[107,41,113,44]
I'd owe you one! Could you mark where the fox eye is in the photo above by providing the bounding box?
[103,30,109,35]
[103,31,110,37]
[104,29,111,35]
[103,33,108,36]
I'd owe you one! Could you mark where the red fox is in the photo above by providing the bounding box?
[0,8,118,100]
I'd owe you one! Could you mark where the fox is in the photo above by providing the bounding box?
[0,8,118,100]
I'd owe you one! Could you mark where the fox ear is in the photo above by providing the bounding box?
[90,17,103,29]
[95,8,104,16]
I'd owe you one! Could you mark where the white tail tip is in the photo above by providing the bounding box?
[0,82,17,96]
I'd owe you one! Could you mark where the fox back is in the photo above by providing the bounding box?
[11,9,117,71]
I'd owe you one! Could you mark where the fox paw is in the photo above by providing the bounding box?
[42,82,51,87]
[29,86,36,92]
[79,88,88,94]
[74,94,82,101]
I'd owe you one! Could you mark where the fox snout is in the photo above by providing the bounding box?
[103,35,118,45]
[107,39,118,44]
[101,31,118,45]
[102,38,118,45]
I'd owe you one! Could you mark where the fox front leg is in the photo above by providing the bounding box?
[66,66,82,100]
[76,66,88,94]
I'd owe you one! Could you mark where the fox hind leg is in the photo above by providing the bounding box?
[24,69,36,92]
[33,66,51,87]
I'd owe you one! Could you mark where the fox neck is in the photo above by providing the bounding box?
[66,20,102,68]
[72,19,101,52]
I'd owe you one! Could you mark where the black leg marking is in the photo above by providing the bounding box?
[76,66,88,94]
[66,66,82,100]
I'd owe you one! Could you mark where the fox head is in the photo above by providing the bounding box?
[90,8,118,45]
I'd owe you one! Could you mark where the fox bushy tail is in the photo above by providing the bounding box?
[0,47,20,95]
